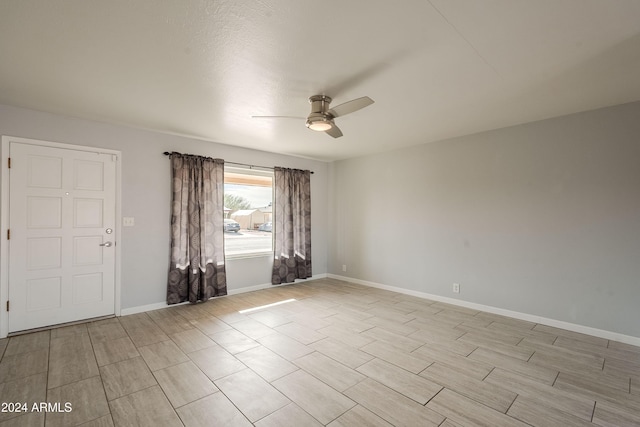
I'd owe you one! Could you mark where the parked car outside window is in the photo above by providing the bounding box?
[258,222,272,232]
[224,218,240,232]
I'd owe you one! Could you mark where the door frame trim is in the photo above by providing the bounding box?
[0,135,122,338]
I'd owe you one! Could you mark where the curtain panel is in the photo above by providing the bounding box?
[167,153,227,304]
[272,167,312,284]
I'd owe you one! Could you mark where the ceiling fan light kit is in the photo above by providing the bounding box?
[306,95,335,131]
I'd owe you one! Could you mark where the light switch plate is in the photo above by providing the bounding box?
[123,217,135,227]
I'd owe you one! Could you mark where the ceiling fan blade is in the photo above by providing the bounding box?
[251,115,305,119]
[325,124,343,138]
[328,96,374,118]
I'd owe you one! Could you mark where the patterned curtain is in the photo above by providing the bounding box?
[167,153,227,304]
[272,167,312,284]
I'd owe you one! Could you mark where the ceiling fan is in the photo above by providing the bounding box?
[252,95,374,138]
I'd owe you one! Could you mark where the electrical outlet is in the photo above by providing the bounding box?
[452,283,460,293]
[342,265,347,272]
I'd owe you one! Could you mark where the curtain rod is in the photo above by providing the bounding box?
[163,151,314,174]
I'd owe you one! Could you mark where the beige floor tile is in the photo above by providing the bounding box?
[4,331,50,356]
[434,309,480,325]
[169,328,216,354]
[189,316,232,334]
[118,313,157,332]
[247,310,292,328]
[126,325,170,348]
[406,313,462,329]
[272,370,355,425]
[360,340,431,374]
[0,373,46,423]
[0,338,7,359]
[79,414,114,426]
[407,327,477,357]
[468,347,558,385]
[93,336,139,367]
[254,402,322,427]
[420,363,516,412]
[344,378,444,427]
[407,317,466,342]
[275,322,326,345]
[553,335,610,355]
[232,318,278,340]
[507,396,594,427]
[554,372,640,413]
[48,333,99,389]
[532,324,609,347]
[150,316,194,337]
[327,405,393,427]
[0,412,44,426]
[215,369,290,422]
[257,333,314,360]
[325,314,375,333]
[109,385,182,427]
[608,340,640,354]
[50,323,89,339]
[486,321,558,344]
[209,329,260,354]
[170,304,212,322]
[365,306,416,323]
[317,325,375,348]
[357,358,441,404]
[154,361,218,408]
[286,313,333,330]
[476,312,537,330]
[2,279,638,427]
[366,316,419,336]
[99,356,157,401]
[138,340,189,371]
[188,344,247,381]
[235,345,297,382]
[426,388,528,427]
[310,338,374,369]
[46,376,109,427]
[293,351,365,392]
[456,323,525,346]
[458,333,534,361]
[88,320,128,343]
[484,368,595,420]
[412,343,493,380]
[527,350,604,377]
[361,327,422,352]
[592,400,640,427]
[176,392,252,427]
[0,348,48,383]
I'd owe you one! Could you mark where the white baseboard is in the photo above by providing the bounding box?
[120,273,328,316]
[327,274,640,347]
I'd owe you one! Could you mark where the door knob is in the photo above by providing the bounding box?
[99,242,113,247]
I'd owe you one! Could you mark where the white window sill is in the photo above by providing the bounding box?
[225,251,273,261]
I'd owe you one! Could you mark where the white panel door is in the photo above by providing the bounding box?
[8,142,116,332]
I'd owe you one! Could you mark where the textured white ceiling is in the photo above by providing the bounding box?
[1,1,640,161]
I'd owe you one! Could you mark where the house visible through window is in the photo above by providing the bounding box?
[224,167,273,257]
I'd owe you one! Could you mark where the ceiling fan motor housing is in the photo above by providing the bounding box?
[306,95,334,130]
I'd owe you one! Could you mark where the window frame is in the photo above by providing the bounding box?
[223,166,274,260]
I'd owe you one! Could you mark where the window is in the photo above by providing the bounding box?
[224,167,273,257]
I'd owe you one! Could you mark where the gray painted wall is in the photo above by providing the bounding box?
[329,102,640,337]
[0,104,329,309]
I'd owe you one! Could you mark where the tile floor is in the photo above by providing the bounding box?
[1,277,639,426]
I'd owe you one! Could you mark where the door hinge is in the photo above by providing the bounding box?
[6,301,8,312]
[6,229,9,240]
[7,157,10,168]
